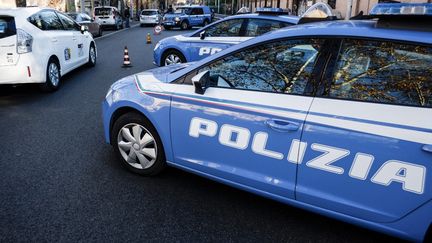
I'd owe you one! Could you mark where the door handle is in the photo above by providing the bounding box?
[422,144,432,153]
[51,38,58,43]
[265,119,300,132]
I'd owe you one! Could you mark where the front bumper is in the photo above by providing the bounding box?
[162,21,181,27]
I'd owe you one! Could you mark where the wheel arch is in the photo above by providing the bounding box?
[161,48,187,65]
[108,105,172,162]
[47,55,61,76]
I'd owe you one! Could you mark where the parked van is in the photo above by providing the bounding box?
[94,6,123,30]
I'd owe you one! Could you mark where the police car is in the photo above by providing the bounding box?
[154,8,299,66]
[162,5,212,30]
[0,7,97,91]
[103,3,432,241]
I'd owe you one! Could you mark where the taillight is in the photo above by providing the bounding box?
[16,29,32,54]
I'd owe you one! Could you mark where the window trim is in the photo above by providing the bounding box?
[319,37,432,109]
[176,36,334,98]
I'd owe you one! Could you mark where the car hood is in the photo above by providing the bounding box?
[164,13,185,18]
[134,62,193,87]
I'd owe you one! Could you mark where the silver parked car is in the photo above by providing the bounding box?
[140,9,162,26]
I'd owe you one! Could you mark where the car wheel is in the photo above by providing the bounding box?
[162,49,186,66]
[111,112,166,176]
[203,19,209,26]
[87,43,96,67]
[180,21,189,30]
[40,58,60,92]
[98,28,103,37]
[140,23,144,27]
[164,26,171,30]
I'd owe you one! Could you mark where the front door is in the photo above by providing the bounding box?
[187,18,245,62]
[169,38,326,198]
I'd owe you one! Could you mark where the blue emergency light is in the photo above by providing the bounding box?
[370,3,432,16]
[255,7,289,15]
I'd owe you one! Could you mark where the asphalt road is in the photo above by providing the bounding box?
[0,26,403,242]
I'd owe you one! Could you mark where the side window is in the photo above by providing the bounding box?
[328,39,432,107]
[28,11,63,31]
[245,19,291,37]
[197,39,324,94]
[203,19,243,37]
[57,12,79,31]
[81,14,91,21]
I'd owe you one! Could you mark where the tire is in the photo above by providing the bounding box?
[180,21,189,30]
[98,28,102,37]
[111,112,166,176]
[40,58,60,92]
[164,25,171,30]
[203,19,209,26]
[140,23,144,27]
[87,43,96,67]
[162,49,186,66]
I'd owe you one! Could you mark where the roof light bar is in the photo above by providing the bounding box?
[255,7,289,14]
[369,3,432,16]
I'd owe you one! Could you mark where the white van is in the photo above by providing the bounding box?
[94,6,123,30]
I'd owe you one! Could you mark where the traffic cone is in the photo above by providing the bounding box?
[146,33,151,44]
[122,46,132,68]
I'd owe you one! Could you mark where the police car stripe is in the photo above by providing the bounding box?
[174,36,242,45]
[138,88,432,145]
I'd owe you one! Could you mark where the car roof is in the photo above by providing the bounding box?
[262,20,432,44]
[170,19,432,81]
[0,7,50,18]
[227,13,299,24]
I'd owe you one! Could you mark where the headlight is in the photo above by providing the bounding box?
[174,17,180,22]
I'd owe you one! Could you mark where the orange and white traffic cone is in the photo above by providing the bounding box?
[122,46,132,68]
[146,33,151,44]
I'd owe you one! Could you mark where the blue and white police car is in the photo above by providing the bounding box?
[103,3,432,241]
[162,5,212,30]
[154,8,299,66]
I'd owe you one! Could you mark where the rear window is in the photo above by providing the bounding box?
[141,11,158,16]
[95,8,112,16]
[0,16,16,39]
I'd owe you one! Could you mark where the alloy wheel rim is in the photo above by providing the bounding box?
[165,54,181,65]
[49,63,59,86]
[90,47,96,63]
[117,123,157,170]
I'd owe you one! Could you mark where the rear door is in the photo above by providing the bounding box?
[297,38,432,222]
[187,18,245,62]
[0,16,18,67]
[189,8,204,26]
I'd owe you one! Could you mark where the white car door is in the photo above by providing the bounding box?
[57,12,88,68]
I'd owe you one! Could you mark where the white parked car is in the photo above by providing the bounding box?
[139,9,161,26]
[0,7,97,91]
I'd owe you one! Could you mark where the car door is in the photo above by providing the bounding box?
[169,38,327,199]
[57,12,87,67]
[297,38,432,223]
[34,10,73,72]
[187,18,245,62]
[239,18,294,42]
[190,8,204,26]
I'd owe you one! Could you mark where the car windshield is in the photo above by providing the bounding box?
[174,8,191,14]
[95,8,112,16]
[141,11,158,15]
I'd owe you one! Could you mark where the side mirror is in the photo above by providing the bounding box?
[199,30,206,40]
[192,70,210,95]
[80,25,88,34]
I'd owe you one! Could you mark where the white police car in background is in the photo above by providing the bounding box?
[104,3,432,241]
[153,7,299,66]
[0,7,97,91]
